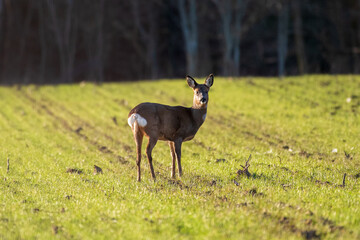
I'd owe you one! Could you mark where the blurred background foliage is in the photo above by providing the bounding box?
[0,0,359,83]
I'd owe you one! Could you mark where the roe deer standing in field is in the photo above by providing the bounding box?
[128,74,214,181]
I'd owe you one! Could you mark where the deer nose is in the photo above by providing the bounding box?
[200,98,207,104]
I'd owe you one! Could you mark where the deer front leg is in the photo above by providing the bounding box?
[169,141,176,178]
[174,139,183,177]
[146,137,158,181]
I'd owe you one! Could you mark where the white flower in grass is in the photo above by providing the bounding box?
[332,148,338,153]
[265,149,273,154]
[346,97,351,103]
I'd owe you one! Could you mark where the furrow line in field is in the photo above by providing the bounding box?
[17,89,131,166]
[190,183,348,237]
[243,78,321,107]
[265,200,347,235]
[210,189,348,238]
[0,107,15,130]
[27,91,133,154]
[93,87,133,111]
[261,209,344,239]
[208,114,314,159]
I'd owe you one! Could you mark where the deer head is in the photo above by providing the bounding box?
[187,74,214,109]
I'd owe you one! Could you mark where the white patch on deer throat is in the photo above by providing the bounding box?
[128,113,147,128]
[202,114,207,121]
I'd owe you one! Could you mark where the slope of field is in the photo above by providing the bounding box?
[0,75,359,239]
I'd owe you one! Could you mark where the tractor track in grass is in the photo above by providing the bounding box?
[17,89,132,165]
[206,113,343,181]
[91,87,133,111]
[208,189,348,239]
[261,210,342,240]
[208,113,315,159]
[202,189,348,239]
[267,201,346,236]
[244,78,322,109]
[32,91,133,151]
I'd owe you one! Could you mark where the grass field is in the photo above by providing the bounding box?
[0,75,359,239]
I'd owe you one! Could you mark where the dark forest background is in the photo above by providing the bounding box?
[0,0,360,84]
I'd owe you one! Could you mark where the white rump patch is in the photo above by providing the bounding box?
[128,113,147,128]
[127,115,135,128]
[202,114,207,121]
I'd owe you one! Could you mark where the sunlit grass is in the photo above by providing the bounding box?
[0,75,359,239]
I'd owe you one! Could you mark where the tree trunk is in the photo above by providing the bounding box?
[130,0,159,79]
[64,0,77,83]
[38,1,47,83]
[222,1,233,76]
[46,0,77,82]
[178,0,198,75]
[277,3,289,78]
[0,0,3,82]
[148,7,158,79]
[292,0,307,74]
[354,0,360,73]
[232,0,243,76]
[213,0,247,76]
[2,0,14,81]
[148,28,158,79]
[19,2,34,81]
[96,0,104,83]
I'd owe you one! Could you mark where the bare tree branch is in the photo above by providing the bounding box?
[177,0,198,75]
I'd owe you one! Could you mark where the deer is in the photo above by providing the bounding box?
[128,74,214,181]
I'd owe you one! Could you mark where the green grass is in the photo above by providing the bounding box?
[0,75,359,239]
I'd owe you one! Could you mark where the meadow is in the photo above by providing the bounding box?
[0,75,359,239]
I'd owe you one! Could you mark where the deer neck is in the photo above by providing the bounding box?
[191,104,207,127]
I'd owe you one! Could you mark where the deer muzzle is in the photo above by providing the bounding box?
[200,98,207,104]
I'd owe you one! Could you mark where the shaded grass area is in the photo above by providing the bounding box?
[0,75,359,239]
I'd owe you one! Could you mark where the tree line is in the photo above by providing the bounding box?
[0,0,359,84]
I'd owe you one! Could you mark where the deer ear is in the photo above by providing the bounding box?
[186,75,197,89]
[205,74,214,88]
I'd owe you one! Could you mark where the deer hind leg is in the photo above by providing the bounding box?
[174,140,183,177]
[133,126,144,182]
[169,141,176,178]
[146,137,158,181]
